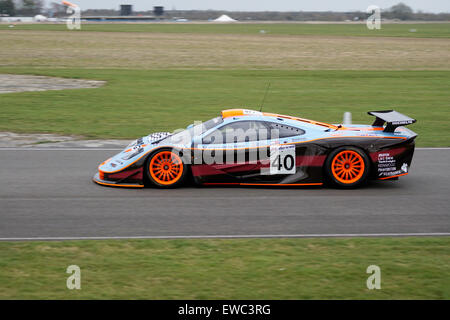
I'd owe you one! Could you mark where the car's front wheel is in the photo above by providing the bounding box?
[146,149,187,188]
[325,147,370,188]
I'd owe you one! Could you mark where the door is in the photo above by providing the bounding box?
[195,120,271,181]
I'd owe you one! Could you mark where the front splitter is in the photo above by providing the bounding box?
[92,172,144,188]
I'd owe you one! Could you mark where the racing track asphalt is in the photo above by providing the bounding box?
[0,149,449,240]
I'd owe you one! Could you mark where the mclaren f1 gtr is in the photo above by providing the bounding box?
[93,109,417,189]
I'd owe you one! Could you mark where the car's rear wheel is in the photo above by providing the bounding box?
[325,147,370,188]
[146,149,187,188]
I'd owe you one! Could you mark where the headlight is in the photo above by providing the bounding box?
[122,146,144,160]
[126,139,138,148]
[126,137,145,148]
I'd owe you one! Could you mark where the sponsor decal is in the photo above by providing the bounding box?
[392,120,414,125]
[290,137,306,142]
[359,133,378,137]
[377,152,397,176]
[242,109,262,115]
[401,163,409,173]
[261,144,296,175]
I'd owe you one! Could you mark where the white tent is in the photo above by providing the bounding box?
[213,15,237,22]
[34,15,48,22]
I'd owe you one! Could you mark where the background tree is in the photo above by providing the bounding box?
[389,2,414,20]
[15,0,43,16]
[48,1,66,17]
[0,0,16,16]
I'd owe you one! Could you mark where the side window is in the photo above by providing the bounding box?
[266,122,305,139]
[202,121,269,144]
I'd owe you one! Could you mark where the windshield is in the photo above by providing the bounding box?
[164,116,224,145]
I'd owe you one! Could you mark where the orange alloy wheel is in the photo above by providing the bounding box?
[149,151,184,186]
[331,150,365,184]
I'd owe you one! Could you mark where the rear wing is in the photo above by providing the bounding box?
[368,110,416,133]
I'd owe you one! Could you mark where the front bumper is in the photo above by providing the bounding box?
[92,172,144,188]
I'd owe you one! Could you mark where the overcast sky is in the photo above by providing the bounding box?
[60,1,450,13]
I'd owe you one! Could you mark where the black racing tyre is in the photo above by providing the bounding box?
[325,146,370,188]
[146,148,188,188]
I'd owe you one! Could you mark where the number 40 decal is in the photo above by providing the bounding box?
[270,145,296,175]
[273,154,295,171]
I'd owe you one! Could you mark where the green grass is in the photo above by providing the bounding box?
[0,68,448,146]
[0,237,448,299]
[2,23,449,38]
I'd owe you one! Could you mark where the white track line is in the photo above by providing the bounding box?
[0,147,448,151]
[0,233,449,241]
[416,147,450,150]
